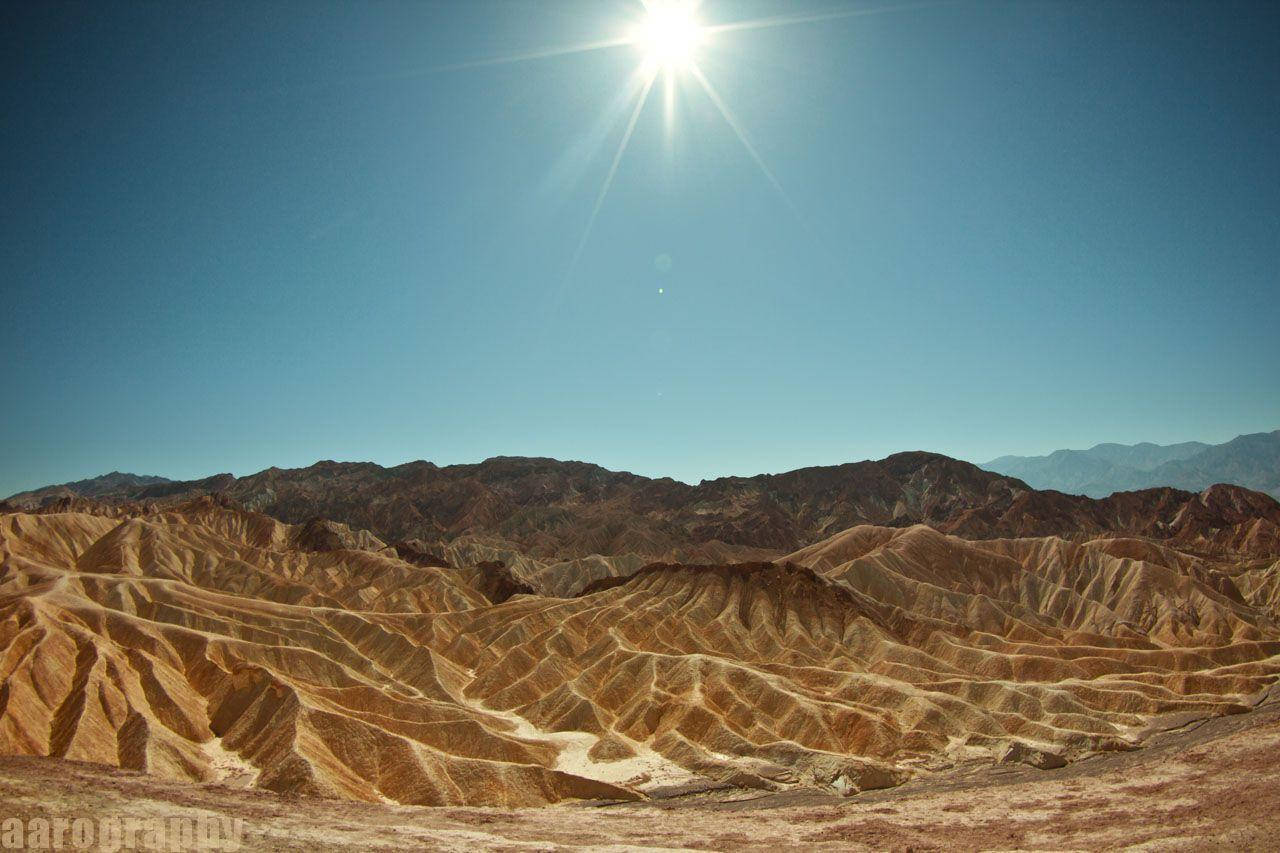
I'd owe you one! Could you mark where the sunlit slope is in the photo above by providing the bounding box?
[1,501,1278,806]
[0,504,635,806]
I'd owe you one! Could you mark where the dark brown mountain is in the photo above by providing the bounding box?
[8,452,1280,560]
[3,471,170,506]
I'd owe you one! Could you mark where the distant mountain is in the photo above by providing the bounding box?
[1076,440,1210,470]
[982,430,1280,499]
[7,452,1280,560]
[3,471,171,506]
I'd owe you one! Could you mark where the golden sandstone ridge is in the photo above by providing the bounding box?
[1,495,1279,807]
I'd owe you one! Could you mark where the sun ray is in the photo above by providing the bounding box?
[663,69,677,150]
[539,68,658,201]
[565,68,659,278]
[238,35,637,95]
[688,62,800,219]
[424,36,634,74]
[705,0,958,37]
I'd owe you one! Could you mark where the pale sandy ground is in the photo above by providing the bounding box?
[2,689,1277,852]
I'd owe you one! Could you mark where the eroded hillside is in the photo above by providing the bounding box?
[1,497,1277,807]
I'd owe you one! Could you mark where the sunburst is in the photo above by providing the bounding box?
[634,1,707,72]
[423,1,954,277]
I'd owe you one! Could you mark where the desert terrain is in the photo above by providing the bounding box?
[2,455,1279,848]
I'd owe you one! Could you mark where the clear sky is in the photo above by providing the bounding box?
[3,0,1278,496]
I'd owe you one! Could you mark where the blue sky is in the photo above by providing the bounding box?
[3,0,1278,495]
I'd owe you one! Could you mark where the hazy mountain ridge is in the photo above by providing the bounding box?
[983,430,1280,500]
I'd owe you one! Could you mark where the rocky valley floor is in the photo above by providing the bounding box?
[3,683,1277,851]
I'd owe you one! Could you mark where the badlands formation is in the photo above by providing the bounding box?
[3,454,1280,816]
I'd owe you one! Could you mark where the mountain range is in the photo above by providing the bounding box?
[982,429,1280,499]
[6,452,1280,571]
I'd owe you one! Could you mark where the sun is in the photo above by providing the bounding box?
[635,2,706,70]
